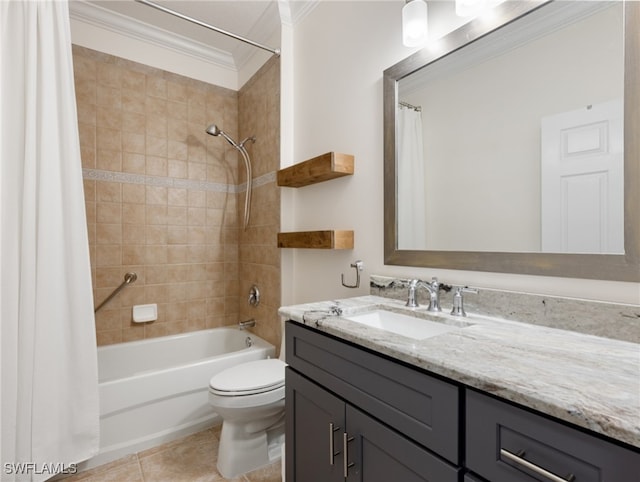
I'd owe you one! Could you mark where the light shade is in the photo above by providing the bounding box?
[402,0,428,47]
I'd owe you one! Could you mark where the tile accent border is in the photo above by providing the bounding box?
[83,168,276,193]
[252,171,276,189]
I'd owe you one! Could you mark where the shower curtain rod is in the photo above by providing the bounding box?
[399,101,422,112]
[135,0,281,57]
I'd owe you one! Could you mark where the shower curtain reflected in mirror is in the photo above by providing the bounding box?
[397,105,427,250]
[1,1,99,480]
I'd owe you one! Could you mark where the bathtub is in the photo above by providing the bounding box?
[80,327,275,470]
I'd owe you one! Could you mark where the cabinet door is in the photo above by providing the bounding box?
[286,368,345,482]
[345,405,460,482]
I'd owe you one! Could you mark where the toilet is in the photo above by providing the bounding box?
[208,351,286,478]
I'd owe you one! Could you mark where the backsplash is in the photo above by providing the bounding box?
[370,275,640,343]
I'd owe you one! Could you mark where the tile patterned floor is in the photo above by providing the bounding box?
[63,427,282,482]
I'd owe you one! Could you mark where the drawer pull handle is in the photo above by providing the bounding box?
[501,449,576,482]
[343,432,355,477]
[329,423,340,465]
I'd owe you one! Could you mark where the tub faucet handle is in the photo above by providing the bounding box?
[248,285,260,307]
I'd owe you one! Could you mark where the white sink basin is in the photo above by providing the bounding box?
[343,310,459,340]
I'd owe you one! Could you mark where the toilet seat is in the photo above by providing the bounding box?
[209,359,286,397]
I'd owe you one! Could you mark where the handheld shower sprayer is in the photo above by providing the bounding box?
[206,124,255,231]
[206,125,255,148]
[206,124,234,146]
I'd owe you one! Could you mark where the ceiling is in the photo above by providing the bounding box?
[69,0,313,72]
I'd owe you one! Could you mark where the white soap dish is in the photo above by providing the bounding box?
[133,303,157,323]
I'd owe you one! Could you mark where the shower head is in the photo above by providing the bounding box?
[205,124,236,147]
[205,124,221,136]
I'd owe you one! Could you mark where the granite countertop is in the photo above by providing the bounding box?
[279,295,640,449]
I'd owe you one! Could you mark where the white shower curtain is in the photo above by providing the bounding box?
[397,105,427,249]
[1,1,99,480]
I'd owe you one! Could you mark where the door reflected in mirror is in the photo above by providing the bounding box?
[396,2,624,254]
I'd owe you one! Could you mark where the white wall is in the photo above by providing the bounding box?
[281,0,640,305]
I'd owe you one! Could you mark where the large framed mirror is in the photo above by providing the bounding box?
[384,0,639,281]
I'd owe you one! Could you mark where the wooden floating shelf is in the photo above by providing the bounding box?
[277,230,354,250]
[277,152,354,188]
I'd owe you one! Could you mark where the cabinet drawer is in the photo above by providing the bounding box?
[286,321,460,463]
[466,390,640,482]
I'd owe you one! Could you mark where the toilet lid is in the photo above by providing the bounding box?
[209,358,286,395]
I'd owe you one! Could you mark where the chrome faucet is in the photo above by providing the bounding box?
[406,277,442,312]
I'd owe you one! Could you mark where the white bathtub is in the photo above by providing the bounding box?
[80,328,275,470]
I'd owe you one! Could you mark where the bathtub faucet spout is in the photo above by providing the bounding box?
[238,318,256,330]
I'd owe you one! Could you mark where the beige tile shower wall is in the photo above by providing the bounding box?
[73,45,244,346]
[237,57,282,350]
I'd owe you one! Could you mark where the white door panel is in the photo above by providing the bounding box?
[541,99,623,253]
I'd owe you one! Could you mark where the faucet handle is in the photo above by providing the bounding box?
[450,286,478,317]
[406,279,420,307]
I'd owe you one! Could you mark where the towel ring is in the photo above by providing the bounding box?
[341,260,363,289]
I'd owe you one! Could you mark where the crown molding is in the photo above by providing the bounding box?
[69,0,236,71]
[279,0,321,27]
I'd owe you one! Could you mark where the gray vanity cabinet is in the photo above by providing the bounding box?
[285,321,461,482]
[285,320,640,482]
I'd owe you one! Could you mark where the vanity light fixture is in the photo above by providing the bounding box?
[402,0,428,47]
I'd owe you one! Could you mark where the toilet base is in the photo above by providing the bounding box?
[216,414,285,478]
